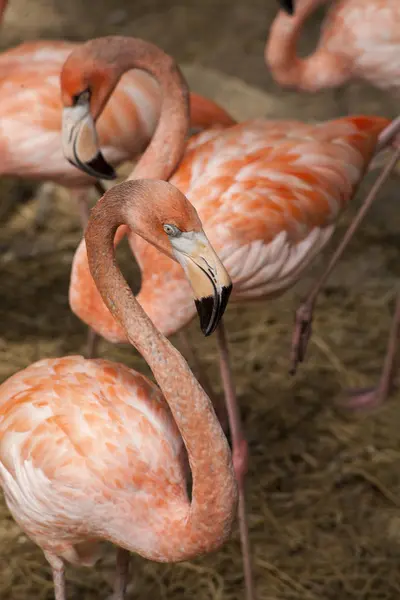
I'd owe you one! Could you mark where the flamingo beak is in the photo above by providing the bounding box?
[169,230,232,336]
[278,0,294,14]
[62,104,116,180]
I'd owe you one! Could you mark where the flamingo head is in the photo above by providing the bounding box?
[60,45,117,181]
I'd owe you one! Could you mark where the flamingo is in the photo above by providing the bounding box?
[0,35,234,356]
[57,33,396,600]
[0,38,234,230]
[266,0,400,94]
[0,178,236,600]
[265,0,400,408]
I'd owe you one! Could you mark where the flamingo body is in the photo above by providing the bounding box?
[0,355,188,564]
[70,115,389,340]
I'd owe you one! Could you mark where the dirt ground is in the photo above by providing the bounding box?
[1,1,400,599]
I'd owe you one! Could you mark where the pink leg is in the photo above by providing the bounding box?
[44,552,66,600]
[216,320,255,600]
[344,289,400,410]
[290,144,400,375]
[112,548,130,600]
[177,330,228,432]
[71,184,106,359]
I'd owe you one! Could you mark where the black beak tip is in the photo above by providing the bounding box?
[278,0,294,14]
[195,283,233,337]
[195,295,215,337]
[219,284,232,321]
[85,152,117,181]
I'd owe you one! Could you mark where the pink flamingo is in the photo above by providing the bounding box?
[265,0,400,408]
[0,33,234,355]
[0,37,234,229]
[0,178,236,600]
[266,0,400,94]
[58,35,396,600]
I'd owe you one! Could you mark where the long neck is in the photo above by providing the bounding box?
[95,37,190,181]
[265,0,350,91]
[85,190,237,561]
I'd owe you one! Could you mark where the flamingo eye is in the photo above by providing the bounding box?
[72,88,91,106]
[163,224,182,237]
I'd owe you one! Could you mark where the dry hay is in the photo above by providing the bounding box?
[0,157,400,600]
[1,29,400,600]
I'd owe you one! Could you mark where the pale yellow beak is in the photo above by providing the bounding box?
[62,104,116,180]
[170,230,232,335]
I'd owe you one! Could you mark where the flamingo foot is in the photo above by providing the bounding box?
[339,386,385,411]
[340,289,400,412]
[341,376,397,412]
[290,301,314,375]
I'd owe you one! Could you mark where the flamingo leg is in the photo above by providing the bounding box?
[216,319,255,600]
[177,330,228,432]
[44,552,66,600]
[112,548,131,600]
[290,144,400,375]
[71,182,107,359]
[344,288,400,410]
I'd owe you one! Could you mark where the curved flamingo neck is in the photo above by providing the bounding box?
[266,0,351,91]
[85,36,190,181]
[85,180,237,561]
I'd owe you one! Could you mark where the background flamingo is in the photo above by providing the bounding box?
[0,177,236,600]
[266,0,400,94]
[265,0,400,408]
[0,38,234,230]
[58,35,394,600]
